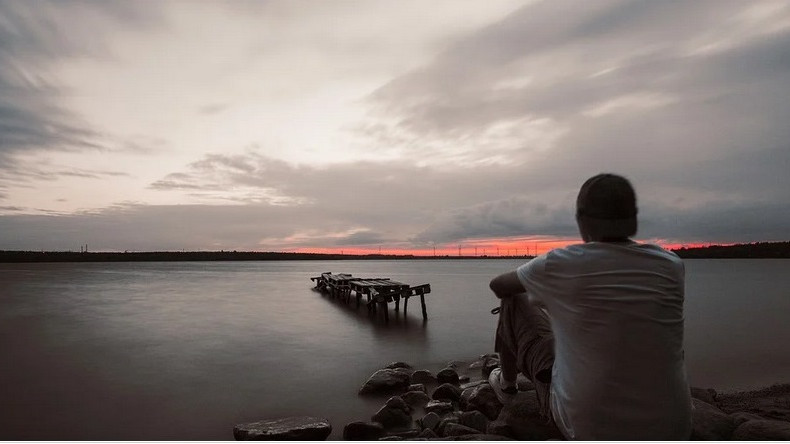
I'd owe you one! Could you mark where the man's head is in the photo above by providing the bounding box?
[575,173,638,242]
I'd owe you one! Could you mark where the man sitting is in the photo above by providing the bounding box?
[488,173,692,440]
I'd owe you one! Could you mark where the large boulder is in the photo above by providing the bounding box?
[386,361,413,371]
[489,390,562,440]
[343,421,384,441]
[732,419,790,440]
[460,383,503,420]
[411,369,437,384]
[691,398,735,440]
[233,416,332,440]
[432,383,463,402]
[401,390,430,407]
[372,396,413,429]
[437,367,460,385]
[359,369,411,395]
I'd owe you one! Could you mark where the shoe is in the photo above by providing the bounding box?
[488,367,518,403]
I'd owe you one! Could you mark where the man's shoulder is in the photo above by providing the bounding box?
[546,242,683,267]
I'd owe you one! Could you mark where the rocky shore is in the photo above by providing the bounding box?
[233,354,790,440]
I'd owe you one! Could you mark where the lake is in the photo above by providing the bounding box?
[1,259,788,439]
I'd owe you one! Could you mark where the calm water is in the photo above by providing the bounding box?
[1,259,789,439]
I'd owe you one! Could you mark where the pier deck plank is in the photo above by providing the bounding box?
[311,272,431,320]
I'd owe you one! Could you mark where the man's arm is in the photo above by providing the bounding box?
[489,271,526,298]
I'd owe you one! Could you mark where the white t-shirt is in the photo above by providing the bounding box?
[516,242,692,440]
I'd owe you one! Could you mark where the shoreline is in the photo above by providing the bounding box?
[235,354,790,440]
[3,241,790,262]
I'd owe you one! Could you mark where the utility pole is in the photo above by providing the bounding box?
[458,245,461,256]
[474,246,477,256]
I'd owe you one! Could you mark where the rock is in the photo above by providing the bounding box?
[731,411,765,426]
[233,416,332,441]
[425,400,455,416]
[691,386,718,405]
[469,353,499,369]
[446,360,467,369]
[386,395,411,413]
[386,361,413,370]
[372,398,413,429]
[443,423,480,437]
[482,358,500,379]
[492,390,562,440]
[460,383,503,420]
[411,369,437,384]
[402,390,431,407]
[418,427,438,438]
[419,412,442,431]
[432,383,463,402]
[459,410,489,433]
[408,383,426,393]
[459,375,471,384]
[378,436,403,440]
[437,368,460,385]
[732,419,790,440]
[387,429,420,439]
[716,383,790,422]
[691,398,735,440]
[343,421,385,441]
[360,369,411,395]
[461,380,487,391]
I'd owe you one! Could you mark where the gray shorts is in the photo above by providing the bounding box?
[495,293,555,416]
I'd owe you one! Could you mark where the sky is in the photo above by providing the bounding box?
[1,0,789,254]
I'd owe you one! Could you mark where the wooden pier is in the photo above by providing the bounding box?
[310,272,431,321]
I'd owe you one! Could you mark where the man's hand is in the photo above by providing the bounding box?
[489,271,526,298]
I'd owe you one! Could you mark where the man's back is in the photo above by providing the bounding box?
[517,241,692,440]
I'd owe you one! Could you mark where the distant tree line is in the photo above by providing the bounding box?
[1,241,788,262]
[672,241,790,259]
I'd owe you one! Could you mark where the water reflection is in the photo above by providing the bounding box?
[312,286,429,343]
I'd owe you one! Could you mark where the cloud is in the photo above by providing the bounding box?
[360,0,790,166]
[1,0,789,250]
[0,0,161,197]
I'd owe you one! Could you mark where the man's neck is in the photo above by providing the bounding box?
[598,237,632,243]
